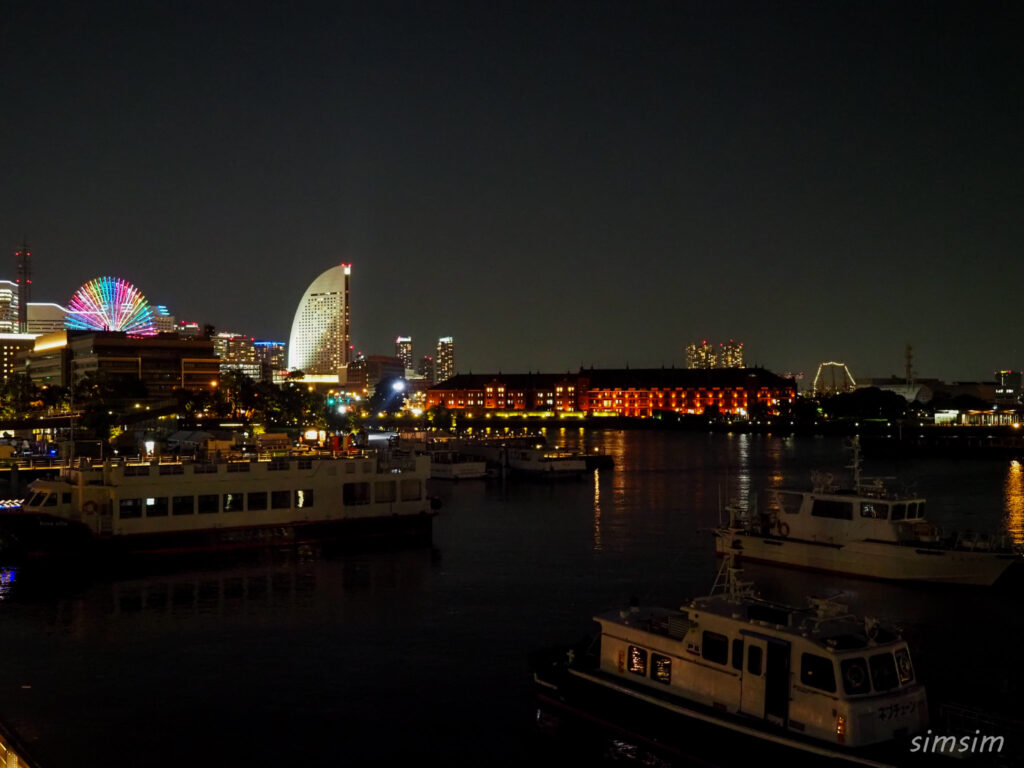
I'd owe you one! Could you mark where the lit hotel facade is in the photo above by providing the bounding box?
[427,368,795,417]
[287,264,351,375]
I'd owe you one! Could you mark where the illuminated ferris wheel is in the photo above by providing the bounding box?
[65,276,157,336]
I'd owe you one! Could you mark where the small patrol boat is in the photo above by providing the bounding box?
[714,438,1020,585]
[532,558,928,765]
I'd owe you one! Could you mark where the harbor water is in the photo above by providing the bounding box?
[0,430,1019,766]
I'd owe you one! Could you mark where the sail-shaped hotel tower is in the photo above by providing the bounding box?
[287,264,351,375]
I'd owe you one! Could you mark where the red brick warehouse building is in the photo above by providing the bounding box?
[426,368,796,418]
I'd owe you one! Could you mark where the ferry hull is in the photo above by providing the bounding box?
[0,510,436,561]
[715,531,1019,586]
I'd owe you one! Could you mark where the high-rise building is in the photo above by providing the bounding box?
[255,341,287,383]
[177,321,202,337]
[396,336,413,371]
[0,280,18,333]
[287,264,351,375]
[686,341,716,369]
[417,355,436,384]
[436,337,455,383]
[717,340,744,368]
[212,332,261,379]
[15,243,31,333]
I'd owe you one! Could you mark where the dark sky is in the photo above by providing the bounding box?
[2,1,1022,384]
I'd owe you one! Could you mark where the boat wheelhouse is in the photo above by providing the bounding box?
[0,450,437,559]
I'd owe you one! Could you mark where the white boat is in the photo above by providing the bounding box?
[466,441,587,476]
[532,558,928,764]
[428,449,488,480]
[0,450,438,559]
[714,439,1021,586]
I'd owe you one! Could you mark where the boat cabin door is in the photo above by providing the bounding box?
[739,634,790,727]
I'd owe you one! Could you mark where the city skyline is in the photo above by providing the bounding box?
[2,2,1023,382]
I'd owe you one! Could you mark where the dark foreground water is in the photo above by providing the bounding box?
[0,431,1020,767]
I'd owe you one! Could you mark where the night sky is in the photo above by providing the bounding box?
[2,1,1022,385]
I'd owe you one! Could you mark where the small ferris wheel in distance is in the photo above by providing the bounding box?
[65,276,157,336]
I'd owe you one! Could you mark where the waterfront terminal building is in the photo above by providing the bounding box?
[427,367,795,418]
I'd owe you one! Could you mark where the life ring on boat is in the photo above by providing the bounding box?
[83,501,98,515]
[777,521,790,538]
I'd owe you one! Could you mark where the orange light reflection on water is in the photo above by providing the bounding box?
[593,468,602,552]
[1004,460,1024,545]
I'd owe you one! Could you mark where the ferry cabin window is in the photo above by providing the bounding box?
[732,639,743,670]
[26,493,45,507]
[343,483,371,506]
[906,502,918,519]
[811,500,853,520]
[172,496,195,515]
[198,494,219,514]
[651,653,672,684]
[145,497,168,517]
[247,492,268,511]
[891,503,907,521]
[375,481,396,504]
[747,646,763,676]
[860,502,888,519]
[627,645,648,676]
[895,648,915,684]
[400,479,421,501]
[841,658,871,695]
[702,632,729,665]
[62,493,71,504]
[43,494,57,507]
[800,653,837,693]
[271,490,290,510]
[295,489,314,509]
[223,493,244,512]
[119,498,143,519]
[869,652,899,692]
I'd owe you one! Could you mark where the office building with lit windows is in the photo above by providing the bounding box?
[255,341,287,383]
[417,355,436,384]
[287,264,351,375]
[717,340,744,368]
[0,333,37,382]
[436,336,455,383]
[0,281,18,333]
[212,332,261,379]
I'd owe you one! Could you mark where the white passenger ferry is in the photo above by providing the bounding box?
[714,439,1020,586]
[532,560,928,765]
[0,450,438,559]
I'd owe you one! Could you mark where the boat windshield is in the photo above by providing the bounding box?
[25,492,45,508]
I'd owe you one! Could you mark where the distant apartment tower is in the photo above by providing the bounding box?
[717,339,744,368]
[396,336,413,370]
[686,341,716,369]
[436,337,455,383]
[177,321,202,337]
[0,280,18,333]
[15,243,30,333]
[212,332,261,379]
[287,263,351,375]
[255,341,287,383]
[417,355,436,384]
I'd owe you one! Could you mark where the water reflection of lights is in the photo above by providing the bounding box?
[734,434,751,511]
[593,469,602,552]
[1004,461,1024,545]
[0,568,16,600]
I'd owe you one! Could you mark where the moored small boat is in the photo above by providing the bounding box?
[532,558,929,765]
[714,439,1021,586]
